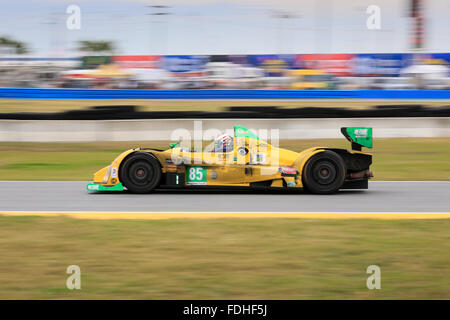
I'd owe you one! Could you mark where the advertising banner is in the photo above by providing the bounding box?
[247,55,296,76]
[412,53,450,66]
[162,55,209,75]
[354,54,412,77]
[228,55,249,66]
[112,56,161,69]
[0,57,79,68]
[81,56,111,69]
[298,54,355,76]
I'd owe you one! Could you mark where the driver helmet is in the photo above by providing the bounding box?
[214,133,233,150]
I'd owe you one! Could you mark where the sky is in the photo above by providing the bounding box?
[0,0,449,56]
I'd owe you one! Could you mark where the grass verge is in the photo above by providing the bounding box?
[0,138,449,180]
[0,215,448,299]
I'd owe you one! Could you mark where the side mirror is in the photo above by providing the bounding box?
[169,142,179,149]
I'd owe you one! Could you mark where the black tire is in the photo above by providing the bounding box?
[120,152,161,194]
[302,150,346,194]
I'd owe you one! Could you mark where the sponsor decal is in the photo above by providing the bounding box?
[287,181,296,187]
[354,129,368,138]
[210,171,218,180]
[111,167,118,178]
[279,167,297,175]
[166,164,178,172]
[251,154,266,164]
[186,166,207,185]
[87,184,100,191]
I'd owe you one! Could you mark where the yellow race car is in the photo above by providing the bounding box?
[86,126,373,194]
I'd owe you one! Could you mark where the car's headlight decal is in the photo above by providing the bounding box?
[102,165,112,184]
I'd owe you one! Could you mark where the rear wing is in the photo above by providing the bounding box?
[341,127,373,151]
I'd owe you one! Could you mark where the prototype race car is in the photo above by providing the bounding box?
[87,126,373,194]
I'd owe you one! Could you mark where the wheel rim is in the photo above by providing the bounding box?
[129,161,154,186]
[136,168,146,178]
[312,160,337,185]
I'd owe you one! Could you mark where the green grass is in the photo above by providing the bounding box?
[0,138,449,180]
[0,98,448,113]
[0,215,448,299]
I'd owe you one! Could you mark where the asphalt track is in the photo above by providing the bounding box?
[0,181,449,213]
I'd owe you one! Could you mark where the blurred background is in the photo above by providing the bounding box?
[0,0,449,91]
[0,0,449,300]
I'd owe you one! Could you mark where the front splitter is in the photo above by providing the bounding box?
[86,182,124,192]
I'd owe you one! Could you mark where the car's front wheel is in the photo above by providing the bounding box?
[302,150,345,194]
[120,152,161,194]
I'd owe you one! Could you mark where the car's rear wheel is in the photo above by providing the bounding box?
[302,150,345,194]
[120,152,161,194]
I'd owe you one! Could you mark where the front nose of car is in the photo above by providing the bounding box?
[93,165,110,184]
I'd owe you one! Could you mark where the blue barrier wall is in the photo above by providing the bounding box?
[1,88,450,99]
